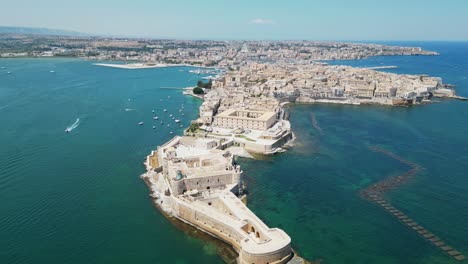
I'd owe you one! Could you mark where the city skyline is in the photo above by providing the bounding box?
[1,0,467,41]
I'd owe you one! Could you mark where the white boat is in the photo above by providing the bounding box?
[179,125,183,128]
[175,119,181,123]
[160,121,163,124]
[170,132,173,134]
[181,113,185,116]
[65,118,80,133]
[152,109,155,113]
[152,126,156,129]
[138,122,144,126]
[153,116,159,120]
[167,124,170,127]
[50,70,55,73]
[7,72,12,74]
[163,109,167,112]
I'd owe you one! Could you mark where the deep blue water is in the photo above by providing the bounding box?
[0,60,223,264]
[1,41,467,264]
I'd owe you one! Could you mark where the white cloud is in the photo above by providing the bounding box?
[249,18,274,25]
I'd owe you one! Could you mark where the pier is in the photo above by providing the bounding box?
[364,66,398,70]
[361,146,465,261]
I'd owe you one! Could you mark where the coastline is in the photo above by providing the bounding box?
[138,49,468,262]
[94,62,218,70]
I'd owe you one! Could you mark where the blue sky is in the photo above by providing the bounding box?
[1,0,467,40]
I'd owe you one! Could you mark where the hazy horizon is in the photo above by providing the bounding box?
[1,0,467,41]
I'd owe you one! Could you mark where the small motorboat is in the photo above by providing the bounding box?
[65,128,71,133]
[153,116,159,120]
[50,70,55,73]
[163,109,167,112]
[167,124,170,127]
[152,109,155,113]
[7,72,12,74]
[179,125,183,128]
[169,114,173,117]
[152,126,156,129]
[160,121,163,124]
[175,119,180,123]
[170,131,173,134]
[138,122,144,126]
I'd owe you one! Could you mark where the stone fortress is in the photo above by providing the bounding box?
[142,136,294,264]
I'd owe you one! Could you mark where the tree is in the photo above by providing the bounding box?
[193,87,204,95]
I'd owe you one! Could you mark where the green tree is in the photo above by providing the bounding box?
[193,87,204,95]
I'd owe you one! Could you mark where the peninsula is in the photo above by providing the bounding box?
[140,52,466,264]
[132,39,463,263]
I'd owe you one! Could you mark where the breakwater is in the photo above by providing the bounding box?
[361,146,466,262]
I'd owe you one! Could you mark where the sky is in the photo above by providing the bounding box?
[1,0,467,41]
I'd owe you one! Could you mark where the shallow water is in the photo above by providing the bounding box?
[242,42,468,263]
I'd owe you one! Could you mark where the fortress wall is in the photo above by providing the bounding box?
[170,173,237,195]
[239,243,293,264]
[169,189,292,264]
[183,172,238,191]
[234,131,292,154]
[242,141,273,154]
[175,201,244,252]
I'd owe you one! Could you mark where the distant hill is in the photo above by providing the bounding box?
[0,26,87,36]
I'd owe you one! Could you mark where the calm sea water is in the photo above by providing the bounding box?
[0,60,223,264]
[242,42,468,264]
[1,42,467,264]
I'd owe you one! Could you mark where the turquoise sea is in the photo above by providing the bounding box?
[1,42,467,264]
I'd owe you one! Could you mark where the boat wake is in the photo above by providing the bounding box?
[65,118,80,133]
